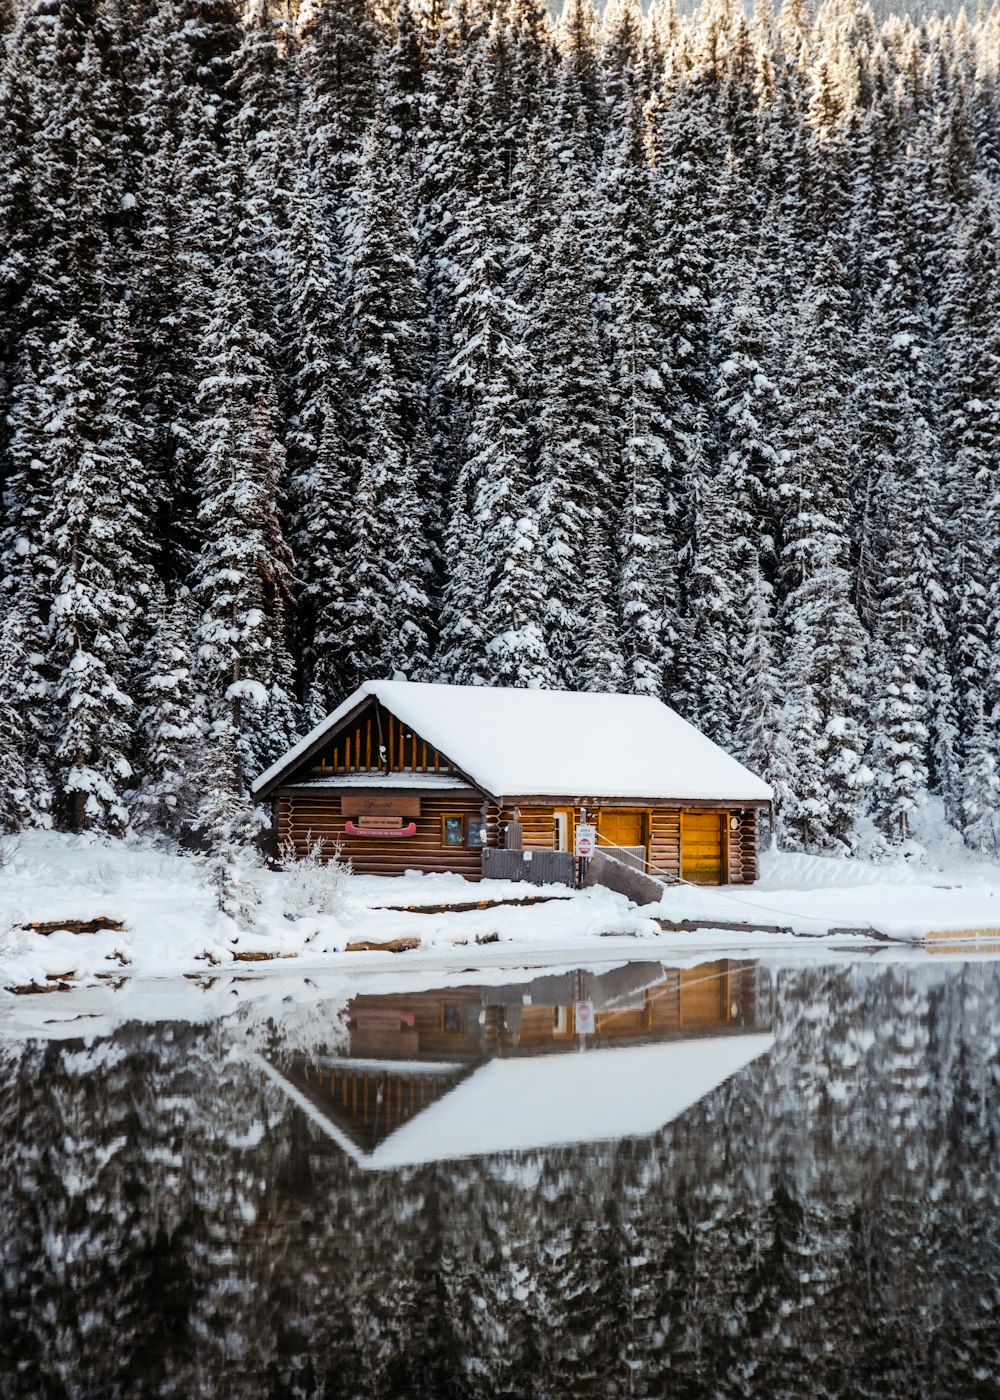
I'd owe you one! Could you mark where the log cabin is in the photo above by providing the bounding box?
[252,681,773,886]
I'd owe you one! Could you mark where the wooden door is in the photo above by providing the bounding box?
[599,809,645,848]
[552,808,574,852]
[681,811,726,885]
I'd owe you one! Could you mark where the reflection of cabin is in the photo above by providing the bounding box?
[259,960,774,1169]
[253,681,772,885]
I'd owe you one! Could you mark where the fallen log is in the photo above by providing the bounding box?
[22,916,125,936]
[657,917,793,935]
[4,980,72,995]
[345,937,421,954]
[377,895,570,916]
[232,950,298,962]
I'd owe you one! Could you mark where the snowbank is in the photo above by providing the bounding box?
[2,833,1000,999]
[0,832,659,993]
[638,847,1000,941]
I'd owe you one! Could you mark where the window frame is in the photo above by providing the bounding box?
[441,1002,463,1034]
[464,814,487,849]
[441,813,466,847]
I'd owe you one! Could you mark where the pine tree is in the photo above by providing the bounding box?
[340,114,435,687]
[938,189,1000,834]
[40,319,144,834]
[0,340,56,825]
[778,239,870,851]
[299,0,383,198]
[192,265,298,791]
[736,555,796,841]
[960,696,1000,854]
[0,608,31,833]
[867,465,932,847]
[293,393,356,721]
[529,197,622,689]
[602,100,678,697]
[437,169,552,688]
[135,586,205,836]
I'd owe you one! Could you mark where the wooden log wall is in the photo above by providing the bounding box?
[732,808,759,884]
[499,806,559,850]
[276,792,500,879]
[348,989,485,1059]
[650,810,681,878]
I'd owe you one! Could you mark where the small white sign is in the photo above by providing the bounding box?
[575,823,597,859]
[575,999,595,1035]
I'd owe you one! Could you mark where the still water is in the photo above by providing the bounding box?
[2,954,1000,1398]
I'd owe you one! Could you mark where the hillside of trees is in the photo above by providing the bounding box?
[1,0,999,854]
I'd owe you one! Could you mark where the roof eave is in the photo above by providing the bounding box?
[253,687,501,807]
[252,692,374,801]
[496,793,773,808]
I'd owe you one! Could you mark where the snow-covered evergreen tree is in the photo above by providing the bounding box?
[135,586,204,836]
[38,317,148,835]
[340,113,435,688]
[192,265,298,792]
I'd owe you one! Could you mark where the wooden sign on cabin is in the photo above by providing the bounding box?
[342,795,421,818]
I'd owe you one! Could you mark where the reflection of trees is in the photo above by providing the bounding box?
[3,963,1000,1396]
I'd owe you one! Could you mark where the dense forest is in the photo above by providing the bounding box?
[4,961,1000,1396]
[1,0,999,855]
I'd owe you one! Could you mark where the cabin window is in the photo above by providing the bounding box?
[465,815,487,848]
[442,815,465,846]
[442,1003,463,1033]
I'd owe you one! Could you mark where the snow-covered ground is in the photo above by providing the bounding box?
[2,832,1000,996]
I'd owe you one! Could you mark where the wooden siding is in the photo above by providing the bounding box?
[650,809,681,878]
[347,989,485,1060]
[277,791,499,879]
[733,808,757,883]
[353,966,761,1051]
[499,806,562,851]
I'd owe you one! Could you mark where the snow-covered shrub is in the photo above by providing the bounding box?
[206,845,265,930]
[279,835,351,917]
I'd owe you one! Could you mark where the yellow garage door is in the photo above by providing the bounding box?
[679,967,727,1028]
[599,810,645,849]
[681,812,725,885]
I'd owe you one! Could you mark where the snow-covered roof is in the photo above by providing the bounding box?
[253,681,773,803]
[259,1034,774,1171]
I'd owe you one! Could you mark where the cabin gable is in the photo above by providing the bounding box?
[262,696,487,798]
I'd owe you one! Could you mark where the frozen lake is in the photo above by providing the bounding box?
[2,953,1000,1396]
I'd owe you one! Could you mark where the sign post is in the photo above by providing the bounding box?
[574,999,595,1036]
[574,823,596,860]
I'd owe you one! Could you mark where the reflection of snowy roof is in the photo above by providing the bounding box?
[289,773,475,791]
[254,680,772,802]
[259,1035,774,1172]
